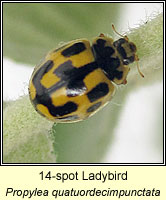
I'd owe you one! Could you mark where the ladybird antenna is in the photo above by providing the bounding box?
[135,55,144,78]
[112,24,128,41]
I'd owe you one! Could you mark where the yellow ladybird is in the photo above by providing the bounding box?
[29,25,144,123]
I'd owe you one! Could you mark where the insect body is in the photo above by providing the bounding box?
[29,25,143,123]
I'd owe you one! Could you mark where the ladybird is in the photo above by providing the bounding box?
[29,25,144,123]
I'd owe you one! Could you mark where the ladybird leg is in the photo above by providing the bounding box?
[135,55,144,78]
[122,79,127,85]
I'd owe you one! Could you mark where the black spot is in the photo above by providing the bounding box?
[96,39,106,46]
[113,38,127,59]
[113,70,123,80]
[32,60,54,96]
[54,60,97,81]
[54,60,76,79]
[92,39,115,59]
[49,101,78,117]
[113,38,126,48]
[57,115,79,121]
[104,46,115,57]
[87,102,102,113]
[103,57,120,71]
[67,80,87,97]
[100,57,123,80]
[42,60,54,73]
[61,42,86,57]
[92,39,123,81]
[117,46,127,59]
[87,83,109,103]
[54,60,98,97]
[34,88,78,117]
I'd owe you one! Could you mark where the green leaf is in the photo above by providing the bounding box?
[3,3,122,65]
[3,97,56,163]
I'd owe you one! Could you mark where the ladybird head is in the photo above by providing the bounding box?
[113,38,137,65]
[112,24,144,78]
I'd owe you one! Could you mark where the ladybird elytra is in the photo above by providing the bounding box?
[29,25,143,123]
